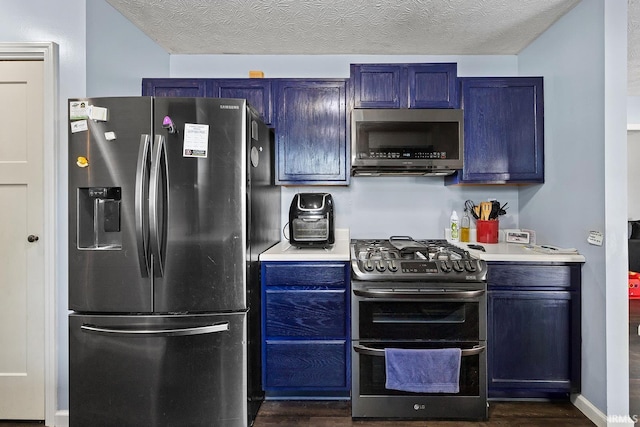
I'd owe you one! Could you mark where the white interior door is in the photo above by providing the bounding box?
[0,60,45,420]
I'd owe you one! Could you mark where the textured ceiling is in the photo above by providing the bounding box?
[106,0,639,95]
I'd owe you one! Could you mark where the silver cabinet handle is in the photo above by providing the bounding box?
[353,344,485,357]
[81,322,229,337]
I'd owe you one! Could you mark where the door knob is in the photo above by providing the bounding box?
[27,235,39,242]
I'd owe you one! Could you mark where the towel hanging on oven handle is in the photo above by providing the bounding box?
[353,344,485,357]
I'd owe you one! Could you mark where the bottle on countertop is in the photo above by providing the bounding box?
[461,208,471,242]
[450,210,459,242]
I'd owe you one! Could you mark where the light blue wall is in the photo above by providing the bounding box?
[87,1,169,96]
[629,96,640,124]
[171,54,522,237]
[170,54,518,79]
[518,0,628,418]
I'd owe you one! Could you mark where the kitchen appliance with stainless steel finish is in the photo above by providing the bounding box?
[351,108,463,176]
[350,236,488,420]
[288,192,335,247]
[68,97,280,427]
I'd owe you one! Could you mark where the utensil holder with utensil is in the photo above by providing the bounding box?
[477,220,499,243]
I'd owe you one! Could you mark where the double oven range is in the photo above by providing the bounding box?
[350,236,488,420]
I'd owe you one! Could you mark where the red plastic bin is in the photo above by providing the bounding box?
[629,271,640,299]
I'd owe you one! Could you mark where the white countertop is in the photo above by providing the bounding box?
[259,229,351,261]
[452,241,586,263]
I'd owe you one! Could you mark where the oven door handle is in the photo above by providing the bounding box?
[352,289,485,299]
[353,344,486,357]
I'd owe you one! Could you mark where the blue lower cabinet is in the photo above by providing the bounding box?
[487,262,581,399]
[261,261,350,398]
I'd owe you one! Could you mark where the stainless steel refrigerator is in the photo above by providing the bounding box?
[68,97,280,427]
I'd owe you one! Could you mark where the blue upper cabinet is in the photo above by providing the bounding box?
[141,78,209,97]
[208,79,273,125]
[351,63,458,109]
[274,79,348,185]
[351,64,403,108]
[143,78,272,125]
[447,77,545,184]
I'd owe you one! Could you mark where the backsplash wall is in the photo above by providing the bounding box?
[280,178,520,240]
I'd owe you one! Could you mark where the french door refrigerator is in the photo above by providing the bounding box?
[68,97,280,427]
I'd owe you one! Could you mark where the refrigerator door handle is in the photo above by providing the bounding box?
[149,134,167,277]
[135,134,152,277]
[80,322,230,337]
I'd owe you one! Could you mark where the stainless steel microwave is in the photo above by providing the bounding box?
[351,108,463,176]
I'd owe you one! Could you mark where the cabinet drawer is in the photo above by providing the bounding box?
[488,263,579,290]
[265,289,346,337]
[264,341,348,388]
[262,262,348,287]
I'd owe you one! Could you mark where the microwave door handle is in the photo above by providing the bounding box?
[353,344,486,357]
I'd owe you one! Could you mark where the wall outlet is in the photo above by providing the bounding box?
[505,229,530,244]
[587,231,604,246]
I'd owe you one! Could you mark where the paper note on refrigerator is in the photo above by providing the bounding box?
[183,123,209,158]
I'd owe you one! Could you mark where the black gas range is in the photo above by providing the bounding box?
[351,236,488,283]
[350,236,488,421]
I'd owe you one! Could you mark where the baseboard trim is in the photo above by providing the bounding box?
[572,394,635,427]
[54,410,68,427]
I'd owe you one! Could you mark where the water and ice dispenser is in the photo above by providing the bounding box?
[77,187,122,249]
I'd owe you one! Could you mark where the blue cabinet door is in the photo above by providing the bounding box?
[274,80,348,185]
[141,78,209,97]
[209,79,273,125]
[487,262,581,399]
[409,63,459,108]
[488,290,573,397]
[351,63,458,108]
[450,77,544,184]
[351,64,404,108]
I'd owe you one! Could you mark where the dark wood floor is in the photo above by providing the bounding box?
[253,400,595,427]
[0,401,594,427]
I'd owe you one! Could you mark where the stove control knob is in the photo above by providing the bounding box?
[375,260,386,272]
[363,260,374,272]
[464,260,477,272]
[388,260,398,272]
[452,260,464,272]
[440,260,452,273]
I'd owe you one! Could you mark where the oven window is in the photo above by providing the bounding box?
[358,301,479,341]
[356,342,482,397]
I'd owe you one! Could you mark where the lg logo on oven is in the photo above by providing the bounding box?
[413,404,426,411]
